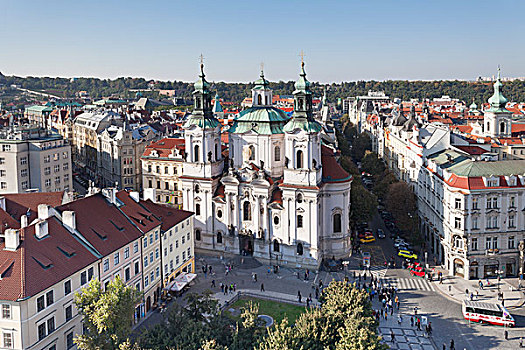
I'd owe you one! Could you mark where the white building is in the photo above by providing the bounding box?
[0,125,72,194]
[181,62,353,269]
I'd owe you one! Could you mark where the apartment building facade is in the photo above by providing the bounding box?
[141,138,185,207]
[0,125,72,194]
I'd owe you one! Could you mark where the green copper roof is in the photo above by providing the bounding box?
[294,62,311,94]
[283,117,322,133]
[428,149,525,177]
[228,107,289,135]
[25,105,53,113]
[487,67,509,113]
[183,115,220,129]
[194,64,210,93]
[253,70,269,89]
[213,93,223,113]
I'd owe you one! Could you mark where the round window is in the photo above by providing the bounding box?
[217,209,223,218]
[273,216,280,225]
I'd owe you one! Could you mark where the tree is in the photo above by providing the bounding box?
[350,183,378,225]
[256,281,386,350]
[372,170,398,200]
[74,277,142,350]
[386,182,419,243]
[361,152,385,176]
[350,133,371,162]
[339,156,360,177]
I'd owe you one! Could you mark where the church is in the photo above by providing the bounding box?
[180,60,353,268]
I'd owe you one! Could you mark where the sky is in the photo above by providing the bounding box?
[1,0,524,83]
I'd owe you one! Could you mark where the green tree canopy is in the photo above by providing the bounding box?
[350,183,378,225]
[361,152,385,176]
[74,277,142,350]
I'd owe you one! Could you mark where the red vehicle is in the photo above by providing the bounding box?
[358,232,374,239]
[463,301,515,327]
[408,262,425,277]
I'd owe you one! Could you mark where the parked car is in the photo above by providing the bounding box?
[377,229,386,239]
[398,250,418,260]
[360,236,376,244]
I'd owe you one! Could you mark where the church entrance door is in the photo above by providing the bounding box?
[239,235,254,255]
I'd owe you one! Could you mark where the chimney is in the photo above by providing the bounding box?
[4,229,20,251]
[103,187,118,205]
[130,191,140,203]
[143,188,157,202]
[38,204,49,220]
[35,220,49,239]
[21,214,28,228]
[0,196,5,211]
[62,211,76,230]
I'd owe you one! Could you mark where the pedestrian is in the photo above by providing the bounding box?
[391,330,395,343]
[450,338,455,350]
[315,287,319,299]
[306,298,310,308]
[520,337,523,348]
[504,330,508,340]
[476,290,479,299]
[298,290,302,303]
[410,316,414,327]
[254,273,257,282]
[465,288,469,296]
[398,314,402,325]
[428,322,432,335]
[209,265,212,274]
[479,280,483,290]
[220,283,224,293]
[470,292,473,301]
[391,305,394,316]
[442,344,446,350]
[233,283,236,292]
[261,283,265,292]
[211,279,216,288]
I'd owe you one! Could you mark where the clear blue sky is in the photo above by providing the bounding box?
[1,0,524,83]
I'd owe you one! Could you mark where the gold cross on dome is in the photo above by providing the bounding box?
[199,54,205,67]
[299,50,305,64]
[260,62,264,72]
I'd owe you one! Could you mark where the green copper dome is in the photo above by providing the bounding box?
[282,117,322,133]
[183,114,220,129]
[294,62,311,94]
[487,67,509,113]
[253,70,269,90]
[228,107,289,135]
[194,64,210,93]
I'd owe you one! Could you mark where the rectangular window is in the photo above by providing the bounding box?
[145,276,149,287]
[149,252,154,263]
[0,170,6,177]
[65,305,73,321]
[124,247,130,259]
[3,332,13,348]
[175,240,179,249]
[44,155,50,163]
[176,256,180,265]
[134,241,139,253]
[182,251,186,261]
[509,236,515,249]
[471,238,478,251]
[195,204,201,216]
[165,182,169,190]
[20,157,27,165]
[38,323,46,340]
[64,280,71,295]
[0,158,5,165]
[53,153,59,161]
[182,236,185,244]
[149,234,153,245]
[46,291,54,306]
[144,257,148,268]
[164,248,167,256]
[103,259,109,272]
[297,215,303,228]
[81,271,87,285]
[125,267,130,281]
[21,181,28,190]
[2,145,11,152]
[63,152,69,159]
[144,238,148,249]
[509,215,515,228]
[155,248,159,260]
[21,169,28,177]
[135,282,141,291]
[37,296,45,312]
[66,331,74,349]
[155,231,159,241]
[170,260,173,270]
[63,163,69,171]
[486,237,492,250]
[44,167,51,175]
[135,261,140,275]
[114,252,120,265]
[454,217,461,229]
[1,304,11,319]
[47,317,55,334]
[170,244,173,253]
[88,267,94,281]
[454,198,461,209]
[510,196,516,208]
[150,271,154,282]
[54,165,60,173]
[0,182,6,189]
[45,179,51,187]
[493,237,498,249]
[187,247,191,257]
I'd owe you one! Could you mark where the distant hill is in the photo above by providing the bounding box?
[1,74,525,105]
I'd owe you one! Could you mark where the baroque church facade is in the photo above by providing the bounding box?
[180,62,352,268]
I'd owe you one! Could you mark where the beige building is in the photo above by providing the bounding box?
[0,125,72,194]
[141,138,185,206]
[97,124,159,190]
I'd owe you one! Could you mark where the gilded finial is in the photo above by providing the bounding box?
[199,54,205,73]
[299,50,305,67]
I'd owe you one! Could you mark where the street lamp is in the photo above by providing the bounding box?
[342,261,350,281]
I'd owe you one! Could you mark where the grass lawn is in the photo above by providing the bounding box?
[227,297,306,324]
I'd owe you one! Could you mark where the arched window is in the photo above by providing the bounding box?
[249,145,255,161]
[195,229,201,241]
[274,146,280,162]
[194,145,200,162]
[296,150,303,168]
[217,231,223,244]
[273,240,280,252]
[297,243,303,255]
[333,213,342,233]
[500,122,505,133]
[196,97,201,109]
[243,201,251,221]
[297,215,303,228]
[195,203,201,216]
[257,94,262,105]
[296,193,303,203]
[265,96,268,105]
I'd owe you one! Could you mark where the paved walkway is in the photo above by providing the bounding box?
[430,267,525,309]
[213,289,319,309]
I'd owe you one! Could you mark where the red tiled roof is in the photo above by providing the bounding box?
[0,208,20,234]
[0,218,98,301]
[116,191,162,233]
[4,192,65,222]
[321,145,352,183]
[455,145,488,155]
[139,200,193,232]
[142,137,185,158]
[58,194,143,257]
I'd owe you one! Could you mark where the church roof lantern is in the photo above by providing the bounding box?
[487,67,509,113]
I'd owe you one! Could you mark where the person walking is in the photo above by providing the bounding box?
[298,290,302,303]
[260,283,265,292]
[391,330,395,343]
[504,330,508,340]
[410,316,414,327]
[428,322,432,336]
[450,338,455,350]
[211,279,216,288]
